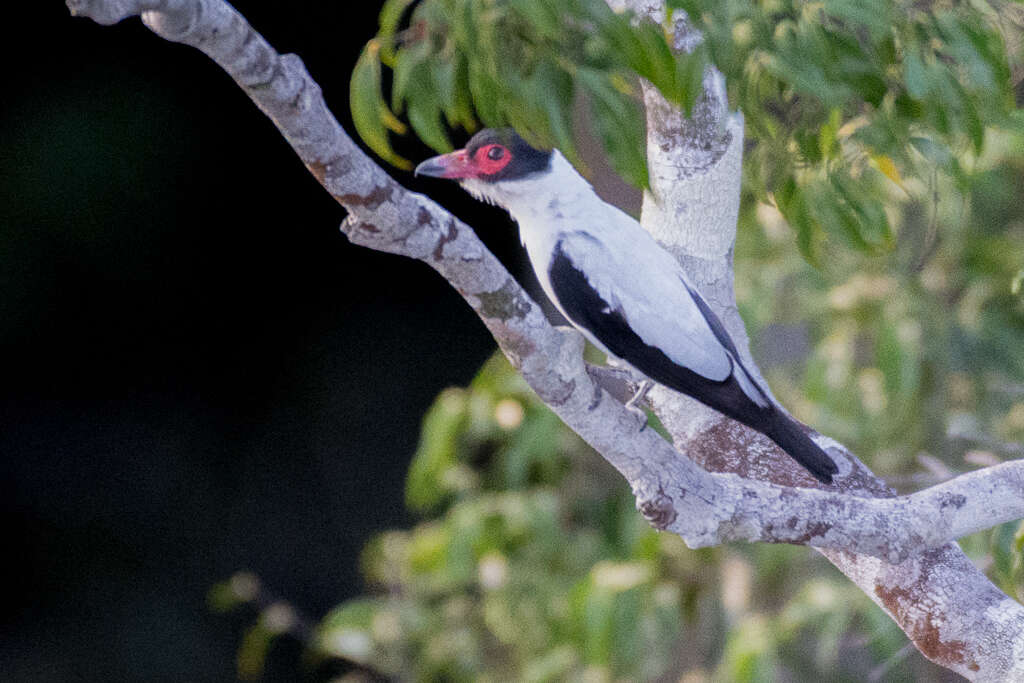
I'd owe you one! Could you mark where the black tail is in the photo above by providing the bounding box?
[764,411,838,484]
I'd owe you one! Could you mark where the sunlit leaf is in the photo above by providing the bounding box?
[871,154,904,190]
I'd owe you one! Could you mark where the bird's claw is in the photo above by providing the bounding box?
[627,403,649,432]
[624,379,654,432]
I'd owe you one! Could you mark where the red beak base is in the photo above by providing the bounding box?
[414,149,476,179]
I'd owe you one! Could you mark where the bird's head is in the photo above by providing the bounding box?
[415,128,553,206]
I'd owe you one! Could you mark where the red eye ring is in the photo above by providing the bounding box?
[475,144,512,175]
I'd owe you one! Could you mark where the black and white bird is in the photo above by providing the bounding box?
[416,128,838,484]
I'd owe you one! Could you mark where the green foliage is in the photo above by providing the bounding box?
[306,355,965,680]
[734,126,1024,480]
[351,41,412,170]
[353,0,713,186]
[320,356,692,679]
[352,0,1021,265]
[673,0,1018,264]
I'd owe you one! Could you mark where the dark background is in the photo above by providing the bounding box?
[1,3,530,680]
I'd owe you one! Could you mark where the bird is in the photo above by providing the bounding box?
[415,128,839,484]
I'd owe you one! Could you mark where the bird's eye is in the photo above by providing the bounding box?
[487,146,505,161]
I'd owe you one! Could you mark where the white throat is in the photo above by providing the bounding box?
[459,151,595,220]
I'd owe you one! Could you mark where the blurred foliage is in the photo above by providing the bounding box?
[729,121,1024,628]
[673,0,1021,264]
[734,124,1024,489]
[353,0,1022,258]
[269,355,967,681]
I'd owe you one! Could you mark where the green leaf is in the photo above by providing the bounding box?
[578,68,649,188]
[407,89,453,153]
[390,40,433,113]
[467,62,505,128]
[818,108,842,162]
[523,61,577,162]
[522,645,579,682]
[236,623,275,679]
[580,584,614,665]
[962,20,1011,94]
[910,136,953,168]
[948,76,985,153]
[510,0,563,40]
[634,25,679,100]
[350,43,411,170]
[409,521,455,575]
[321,598,380,631]
[824,0,893,41]
[775,177,819,265]
[675,47,707,115]
[446,56,478,130]
[991,521,1020,587]
[829,170,893,251]
[501,409,563,488]
[810,180,869,252]
[585,3,651,79]
[719,616,779,683]
[406,389,466,512]
[1014,519,1024,554]
[876,320,920,406]
[378,0,420,63]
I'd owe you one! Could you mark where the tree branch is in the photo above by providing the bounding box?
[67,0,1024,678]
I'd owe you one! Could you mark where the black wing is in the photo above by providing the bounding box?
[681,279,770,408]
[547,241,765,428]
[547,241,837,483]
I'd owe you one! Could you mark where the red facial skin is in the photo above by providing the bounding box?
[416,143,512,179]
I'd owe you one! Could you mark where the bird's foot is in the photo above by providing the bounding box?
[624,380,654,432]
[626,403,649,431]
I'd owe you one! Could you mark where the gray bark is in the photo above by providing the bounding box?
[66,0,1024,678]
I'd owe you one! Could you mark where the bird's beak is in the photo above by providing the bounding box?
[414,149,476,179]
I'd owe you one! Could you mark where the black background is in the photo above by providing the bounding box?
[1,2,532,680]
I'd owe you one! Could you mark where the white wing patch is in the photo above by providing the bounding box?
[556,231,733,382]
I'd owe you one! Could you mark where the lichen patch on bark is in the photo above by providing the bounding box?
[638,489,677,530]
[475,278,532,321]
